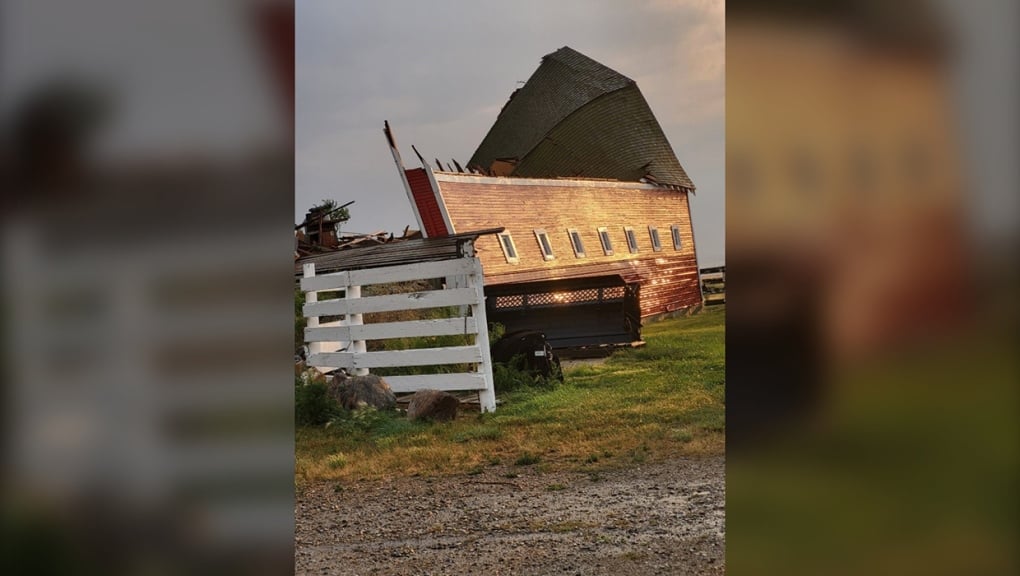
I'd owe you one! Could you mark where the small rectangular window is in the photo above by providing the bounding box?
[670,224,683,250]
[567,228,586,258]
[597,227,614,256]
[534,229,555,261]
[648,226,662,251]
[624,226,639,254]
[498,232,519,263]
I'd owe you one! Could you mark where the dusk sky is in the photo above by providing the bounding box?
[297,0,725,266]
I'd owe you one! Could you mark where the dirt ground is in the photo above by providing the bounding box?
[295,456,725,575]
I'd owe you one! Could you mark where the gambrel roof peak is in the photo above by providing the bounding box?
[469,46,694,191]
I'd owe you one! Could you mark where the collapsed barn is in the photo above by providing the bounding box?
[388,47,703,353]
[383,44,701,352]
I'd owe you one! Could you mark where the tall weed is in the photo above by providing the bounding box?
[294,378,340,426]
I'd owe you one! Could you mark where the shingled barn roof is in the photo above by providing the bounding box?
[468,46,695,191]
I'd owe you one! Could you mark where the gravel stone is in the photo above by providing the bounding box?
[295,456,725,575]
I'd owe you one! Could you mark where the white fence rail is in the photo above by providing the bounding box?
[301,252,496,412]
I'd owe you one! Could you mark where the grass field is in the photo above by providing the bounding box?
[295,305,725,483]
[726,326,1018,576]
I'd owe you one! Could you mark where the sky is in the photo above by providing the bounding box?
[296,0,725,267]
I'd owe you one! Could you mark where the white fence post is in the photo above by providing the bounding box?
[302,263,320,359]
[346,284,368,376]
[467,257,497,412]
[446,273,469,317]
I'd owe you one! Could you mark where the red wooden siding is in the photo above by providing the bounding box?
[405,168,449,237]
[434,174,701,317]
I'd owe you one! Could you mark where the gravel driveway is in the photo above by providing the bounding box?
[296,456,725,575]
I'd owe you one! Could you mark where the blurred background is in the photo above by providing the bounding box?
[1,1,1016,575]
[1,1,295,574]
[726,0,1018,574]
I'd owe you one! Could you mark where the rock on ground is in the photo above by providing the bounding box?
[295,456,725,575]
[329,374,396,411]
[405,389,460,421]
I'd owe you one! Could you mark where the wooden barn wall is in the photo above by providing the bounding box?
[437,177,701,317]
[405,168,448,237]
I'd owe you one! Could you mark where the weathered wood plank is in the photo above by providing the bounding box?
[384,373,487,393]
[300,258,476,292]
[299,270,351,293]
[307,345,482,369]
[305,317,477,343]
[303,288,477,317]
[704,293,726,304]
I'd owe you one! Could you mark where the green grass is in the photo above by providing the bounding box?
[514,452,542,466]
[726,327,1018,576]
[295,305,725,482]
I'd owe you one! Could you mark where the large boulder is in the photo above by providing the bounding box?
[329,374,396,411]
[406,389,460,422]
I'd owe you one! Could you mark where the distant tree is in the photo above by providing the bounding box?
[309,198,350,235]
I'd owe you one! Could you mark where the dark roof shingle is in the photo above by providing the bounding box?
[468,46,694,191]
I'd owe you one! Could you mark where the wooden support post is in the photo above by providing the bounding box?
[302,263,321,359]
[466,249,496,412]
[346,284,368,376]
[446,273,469,316]
[385,121,427,238]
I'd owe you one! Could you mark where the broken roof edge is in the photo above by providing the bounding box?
[445,226,506,239]
[432,170,692,193]
[296,227,505,275]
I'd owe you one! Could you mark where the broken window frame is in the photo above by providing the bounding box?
[567,228,586,258]
[624,226,639,254]
[670,224,683,250]
[534,229,555,261]
[597,227,614,256]
[498,231,520,264]
[648,226,663,251]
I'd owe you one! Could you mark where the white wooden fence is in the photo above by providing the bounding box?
[301,253,497,412]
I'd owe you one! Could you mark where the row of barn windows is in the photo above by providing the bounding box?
[497,225,683,264]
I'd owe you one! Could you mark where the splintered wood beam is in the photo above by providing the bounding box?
[411,144,427,168]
